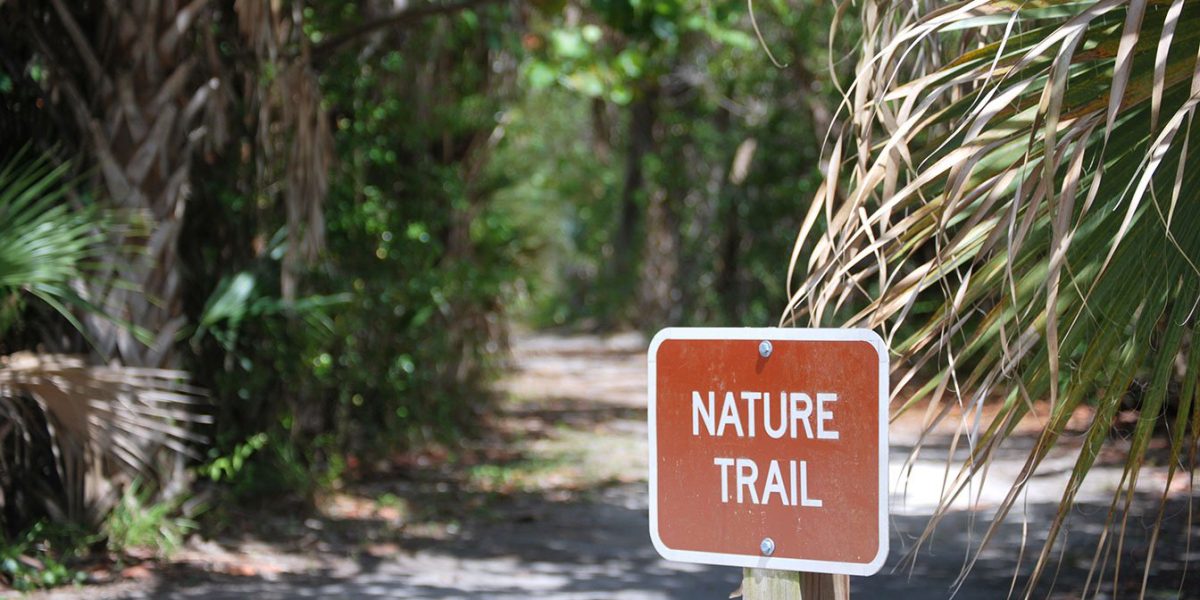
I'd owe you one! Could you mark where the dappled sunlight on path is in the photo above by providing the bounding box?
[30,331,1200,599]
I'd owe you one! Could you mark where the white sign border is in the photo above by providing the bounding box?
[647,327,889,576]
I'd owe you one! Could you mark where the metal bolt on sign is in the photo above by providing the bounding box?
[758,340,772,358]
[760,537,776,556]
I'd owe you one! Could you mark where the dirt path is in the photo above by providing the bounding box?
[25,331,1200,599]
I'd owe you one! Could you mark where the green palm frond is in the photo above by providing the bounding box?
[0,151,99,332]
[785,1,1200,595]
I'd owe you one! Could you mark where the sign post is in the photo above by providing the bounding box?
[647,328,888,599]
[742,569,848,599]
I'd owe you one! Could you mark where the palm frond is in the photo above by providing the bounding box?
[786,1,1200,595]
[234,0,332,301]
[0,150,105,339]
[0,353,209,524]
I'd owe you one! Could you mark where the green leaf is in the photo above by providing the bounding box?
[551,30,587,59]
[527,61,558,89]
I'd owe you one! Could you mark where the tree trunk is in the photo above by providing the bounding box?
[32,0,226,368]
[716,188,743,323]
[607,87,658,322]
[638,188,680,326]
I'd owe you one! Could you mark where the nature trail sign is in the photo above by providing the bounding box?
[647,327,888,576]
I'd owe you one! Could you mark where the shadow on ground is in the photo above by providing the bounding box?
[117,487,1199,599]
[35,331,1200,600]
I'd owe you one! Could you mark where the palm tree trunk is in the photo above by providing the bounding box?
[31,0,225,368]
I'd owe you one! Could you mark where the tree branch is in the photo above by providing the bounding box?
[310,0,509,63]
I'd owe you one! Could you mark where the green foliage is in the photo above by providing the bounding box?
[201,432,325,502]
[0,522,90,591]
[193,269,349,354]
[0,150,106,341]
[489,89,622,325]
[197,433,269,483]
[309,5,526,450]
[182,1,530,498]
[526,0,758,104]
[103,481,197,558]
[0,149,159,355]
[2,3,874,592]
[9,0,857,547]
[185,259,350,496]
[499,0,841,328]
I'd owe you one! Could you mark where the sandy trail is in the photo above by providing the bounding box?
[27,331,1199,599]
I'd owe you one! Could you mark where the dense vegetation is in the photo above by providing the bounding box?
[3,1,1195,596]
[0,0,844,588]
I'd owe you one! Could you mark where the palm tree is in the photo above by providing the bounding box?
[11,0,332,367]
[0,152,206,531]
[12,0,232,368]
[785,1,1199,595]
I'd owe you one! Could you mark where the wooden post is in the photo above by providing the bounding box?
[742,568,849,600]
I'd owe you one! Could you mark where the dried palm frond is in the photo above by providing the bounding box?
[0,353,208,525]
[279,58,332,300]
[786,1,1200,596]
[234,0,332,300]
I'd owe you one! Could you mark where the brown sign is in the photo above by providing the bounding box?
[648,328,888,575]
